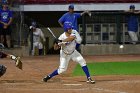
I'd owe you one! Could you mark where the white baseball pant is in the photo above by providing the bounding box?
[128,31,138,44]
[57,49,86,74]
[32,42,43,55]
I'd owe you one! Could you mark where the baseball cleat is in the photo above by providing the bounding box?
[42,75,51,82]
[87,77,95,84]
[15,57,22,70]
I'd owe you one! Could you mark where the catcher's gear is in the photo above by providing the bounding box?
[0,65,7,77]
[15,57,22,70]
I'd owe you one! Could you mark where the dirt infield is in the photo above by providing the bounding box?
[0,55,140,93]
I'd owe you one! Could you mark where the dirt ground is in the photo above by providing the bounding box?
[0,55,140,93]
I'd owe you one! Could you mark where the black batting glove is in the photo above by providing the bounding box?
[54,39,62,44]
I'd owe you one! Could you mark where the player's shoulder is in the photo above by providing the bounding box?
[36,28,42,32]
[63,12,70,16]
[60,32,65,37]
[36,28,41,31]
[72,29,78,33]
[59,32,65,38]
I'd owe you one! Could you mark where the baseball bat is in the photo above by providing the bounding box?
[47,27,57,39]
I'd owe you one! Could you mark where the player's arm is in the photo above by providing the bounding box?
[7,11,13,26]
[7,17,13,26]
[40,30,46,42]
[58,21,63,27]
[81,10,91,16]
[58,14,65,27]
[134,10,140,14]
[62,35,75,42]
[0,21,7,25]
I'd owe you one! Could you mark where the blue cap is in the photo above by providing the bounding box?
[130,5,135,9]
[63,22,73,32]
[69,4,74,9]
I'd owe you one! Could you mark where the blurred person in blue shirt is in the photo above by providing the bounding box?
[0,1,13,48]
[125,5,140,44]
[58,4,91,51]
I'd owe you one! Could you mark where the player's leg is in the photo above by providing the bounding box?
[1,35,4,46]
[0,28,5,45]
[72,50,95,84]
[43,50,71,82]
[133,32,138,43]
[38,42,43,55]
[128,31,138,44]
[0,28,1,42]
[32,42,37,55]
[6,35,11,48]
[5,27,11,48]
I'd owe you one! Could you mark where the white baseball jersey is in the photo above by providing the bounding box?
[33,28,45,43]
[58,29,82,54]
[57,30,85,74]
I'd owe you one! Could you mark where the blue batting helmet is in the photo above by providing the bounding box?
[63,22,73,32]
[130,5,135,9]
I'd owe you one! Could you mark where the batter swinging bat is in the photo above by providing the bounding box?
[47,27,57,39]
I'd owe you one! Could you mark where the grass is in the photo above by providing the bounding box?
[73,61,140,76]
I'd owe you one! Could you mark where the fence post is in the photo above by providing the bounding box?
[116,14,121,44]
[82,14,86,45]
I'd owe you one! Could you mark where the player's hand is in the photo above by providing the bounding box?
[29,26,33,29]
[3,25,8,29]
[85,10,91,16]
[54,39,62,44]
[54,43,60,50]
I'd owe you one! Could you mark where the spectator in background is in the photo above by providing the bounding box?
[0,1,13,48]
[58,4,91,51]
[29,21,46,55]
[125,5,140,44]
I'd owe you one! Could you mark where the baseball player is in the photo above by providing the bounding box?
[125,5,140,44]
[30,21,46,55]
[58,4,91,31]
[0,43,22,70]
[43,22,95,84]
[58,4,91,52]
[0,1,13,48]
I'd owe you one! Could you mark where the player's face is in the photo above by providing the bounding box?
[69,8,74,13]
[32,27,36,31]
[2,4,8,9]
[130,8,135,12]
[67,29,72,34]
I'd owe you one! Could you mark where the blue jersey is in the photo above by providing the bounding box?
[58,12,81,31]
[127,14,138,32]
[0,9,13,27]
